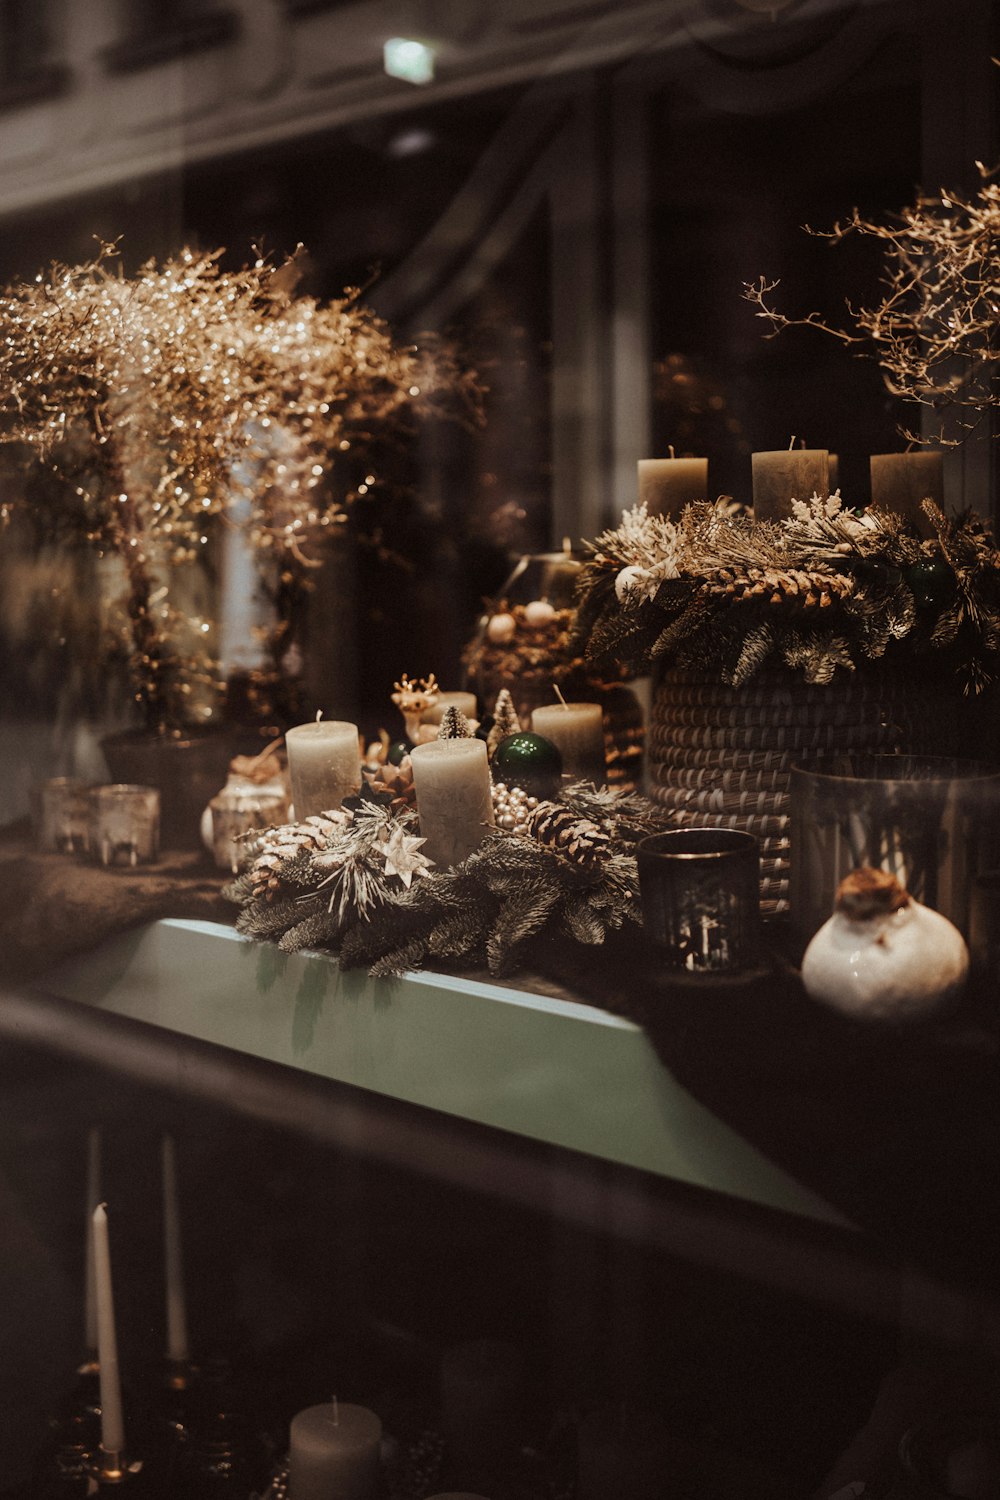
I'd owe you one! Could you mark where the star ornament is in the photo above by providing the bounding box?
[382,824,434,889]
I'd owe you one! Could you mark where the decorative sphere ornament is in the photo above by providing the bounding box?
[615,565,647,602]
[802,867,968,1021]
[523,598,557,627]
[486,611,517,644]
[387,739,412,766]
[491,732,563,799]
[905,558,954,610]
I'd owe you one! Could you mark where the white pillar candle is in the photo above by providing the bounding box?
[411,739,494,868]
[286,719,361,818]
[751,448,829,521]
[531,703,606,784]
[421,691,478,727]
[637,456,708,517]
[92,1204,126,1457]
[84,1127,101,1356]
[289,1401,382,1500]
[870,450,944,530]
[162,1136,189,1364]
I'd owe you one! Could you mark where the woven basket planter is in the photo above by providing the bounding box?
[647,668,943,914]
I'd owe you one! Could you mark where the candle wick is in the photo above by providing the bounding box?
[315,709,323,724]
[553,683,569,710]
[788,435,797,451]
[330,1396,339,1427]
[562,535,572,556]
[668,443,675,460]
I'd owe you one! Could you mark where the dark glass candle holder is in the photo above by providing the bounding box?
[637,829,761,974]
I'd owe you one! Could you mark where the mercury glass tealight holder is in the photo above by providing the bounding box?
[39,777,94,854]
[210,780,288,874]
[637,829,760,974]
[90,784,160,868]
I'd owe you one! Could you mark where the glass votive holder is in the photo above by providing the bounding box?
[210,780,288,874]
[38,777,94,854]
[637,828,761,974]
[90,784,160,868]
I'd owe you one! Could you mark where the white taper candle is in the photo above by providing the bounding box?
[92,1204,126,1455]
[162,1135,189,1364]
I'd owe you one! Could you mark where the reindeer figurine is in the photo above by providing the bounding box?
[391,673,441,746]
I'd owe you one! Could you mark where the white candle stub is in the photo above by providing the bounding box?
[92,1204,126,1456]
[410,739,494,868]
[286,719,361,818]
[531,703,605,784]
[289,1401,382,1500]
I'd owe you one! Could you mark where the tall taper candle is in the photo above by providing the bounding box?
[162,1136,189,1364]
[92,1204,126,1456]
[84,1127,101,1356]
[410,738,494,869]
[752,448,829,521]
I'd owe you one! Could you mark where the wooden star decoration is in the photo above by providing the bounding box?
[381,824,434,889]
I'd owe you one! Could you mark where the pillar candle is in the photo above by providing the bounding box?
[289,1401,382,1500]
[162,1136,189,1364]
[421,691,478,727]
[637,456,708,517]
[286,719,361,818]
[84,1127,101,1356]
[870,451,944,531]
[531,703,605,783]
[576,1406,672,1500]
[828,453,840,493]
[751,448,829,520]
[410,739,494,868]
[92,1204,126,1456]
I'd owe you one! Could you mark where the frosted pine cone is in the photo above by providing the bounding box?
[526,801,611,867]
[248,811,348,900]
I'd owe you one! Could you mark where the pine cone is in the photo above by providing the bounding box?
[526,801,611,867]
[700,566,850,608]
[362,754,417,811]
[248,812,347,900]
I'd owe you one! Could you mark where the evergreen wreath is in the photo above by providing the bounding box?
[574,495,1000,695]
[225,781,663,978]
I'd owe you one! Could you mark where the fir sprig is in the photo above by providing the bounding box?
[575,496,1000,694]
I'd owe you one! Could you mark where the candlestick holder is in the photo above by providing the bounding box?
[87,1447,151,1497]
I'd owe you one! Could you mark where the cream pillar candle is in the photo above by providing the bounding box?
[531,703,605,784]
[84,1127,101,1357]
[162,1136,189,1364]
[410,739,494,868]
[637,455,708,517]
[289,1400,382,1500]
[870,450,944,530]
[421,691,478,727]
[286,719,361,818]
[92,1204,126,1457]
[751,448,829,520]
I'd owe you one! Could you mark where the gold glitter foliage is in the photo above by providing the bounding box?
[0,241,482,732]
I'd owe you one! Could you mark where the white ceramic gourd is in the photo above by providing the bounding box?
[801,867,969,1021]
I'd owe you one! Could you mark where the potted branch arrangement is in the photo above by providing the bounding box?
[576,168,1000,911]
[0,242,481,844]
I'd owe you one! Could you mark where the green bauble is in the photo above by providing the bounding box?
[906,558,954,610]
[387,739,412,765]
[492,732,563,798]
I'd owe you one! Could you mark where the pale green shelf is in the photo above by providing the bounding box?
[41,918,850,1230]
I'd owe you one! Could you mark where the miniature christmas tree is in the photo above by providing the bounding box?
[437,706,473,739]
[486,688,521,757]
